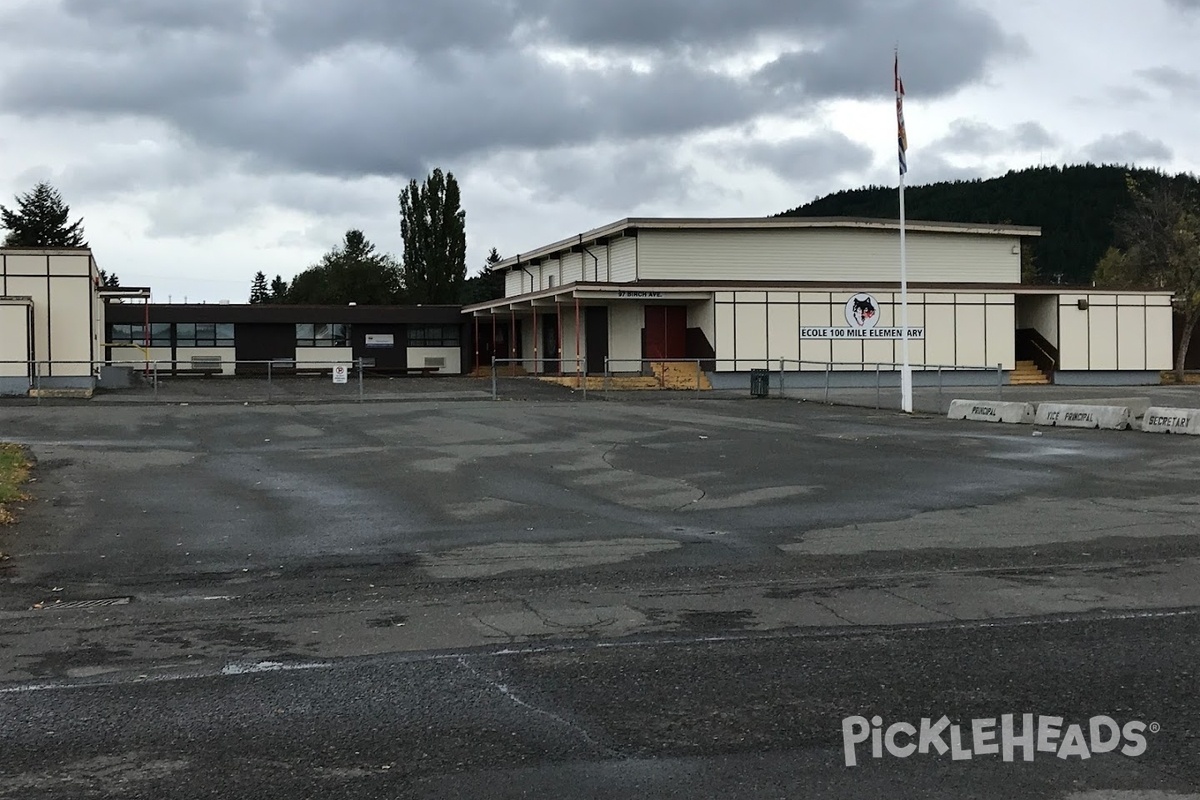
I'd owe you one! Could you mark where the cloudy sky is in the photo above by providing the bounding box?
[0,0,1197,302]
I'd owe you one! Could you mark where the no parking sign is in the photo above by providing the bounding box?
[332,365,349,384]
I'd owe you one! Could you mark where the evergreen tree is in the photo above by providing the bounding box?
[285,230,404,305]
[460,247,506,304]
[1,182,87,247]
[249,271,270,304]
[400,168,467,304]
[269,275,289,303]
[97,268,120,288]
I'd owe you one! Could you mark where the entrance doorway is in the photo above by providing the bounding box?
[585,307,609,374]
[644,305,687,360]
[541,314,560,374]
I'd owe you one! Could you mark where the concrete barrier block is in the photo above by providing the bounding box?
[1035,403,1130,430]
[1142,407,1200,435]
[948,399,1036,424]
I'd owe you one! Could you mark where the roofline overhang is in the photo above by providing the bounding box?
[491,217,1043,274]
[463,280,1174,314]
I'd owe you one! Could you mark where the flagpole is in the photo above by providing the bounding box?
[895,50,913,414]
[900,167,912,413]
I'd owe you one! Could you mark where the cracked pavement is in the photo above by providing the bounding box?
[1,395,1199,797]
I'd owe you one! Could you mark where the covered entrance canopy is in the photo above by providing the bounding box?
[464,283,713,375]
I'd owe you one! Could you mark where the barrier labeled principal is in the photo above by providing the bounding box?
[1035,403,1131,431]
[947,400,1035,424]
[1141,407,1200,435]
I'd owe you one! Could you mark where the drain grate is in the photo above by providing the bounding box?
[33,597,132,611]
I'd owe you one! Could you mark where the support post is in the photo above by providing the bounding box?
[876,364,881,410]
[492,357,497,401]
[358,358,364,402]
[267,360,273,404]
[824,363,831,404]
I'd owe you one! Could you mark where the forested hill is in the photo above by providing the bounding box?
[779,165,1191,285]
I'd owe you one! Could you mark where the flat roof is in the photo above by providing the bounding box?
[493,216,1043,273]
[104,302,466,325]
[463,280,1172,313]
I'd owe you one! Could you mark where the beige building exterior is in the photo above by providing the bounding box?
[0,248,105,395]
[468,217,1175,386]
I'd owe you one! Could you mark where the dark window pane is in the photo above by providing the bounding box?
[216,323,234,342]
[296,324,313,341]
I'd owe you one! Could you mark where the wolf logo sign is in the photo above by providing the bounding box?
[845,293,880,329]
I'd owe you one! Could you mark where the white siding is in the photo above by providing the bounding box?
[561,252,584,285]
[1088,296,1118,371]
[177,347,237,375]
[714,302,735,370]
[609,304,642,370]
[985,301,1016,369]
[505,270,524,297]
[296,347,353,368]
[0,302,30,377]
[767,302,799,364]
[408,346,461,374]
[733,303,768,370]
[2,252,98,378]
[110,346,173,368]
[1146,298,1174,370]
[1117,305,1146,370]
[1056,293,1171,371]
[609,237,637,283]
[1058,295,1090,370]
[636,228,1020,284]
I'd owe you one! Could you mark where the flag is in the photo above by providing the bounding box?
[895,52,907,176]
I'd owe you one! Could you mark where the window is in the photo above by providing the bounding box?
[109,323,171,347]
[407,324,460,347]
[296,323,349,347]
[176,322,234,347]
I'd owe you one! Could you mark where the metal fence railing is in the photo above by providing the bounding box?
[3,356,1007,412]
[0,359,441,404]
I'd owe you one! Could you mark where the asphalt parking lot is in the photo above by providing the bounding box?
[2,396,1199,797]
[4,394,1199,588]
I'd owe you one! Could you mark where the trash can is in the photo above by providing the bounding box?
[750,368,770,398]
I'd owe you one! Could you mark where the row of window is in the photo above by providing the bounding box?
[109,323,461,348]
[110,323,233,347]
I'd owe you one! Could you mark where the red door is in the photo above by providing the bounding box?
[644,306,687,360]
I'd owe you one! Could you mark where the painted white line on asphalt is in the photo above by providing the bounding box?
[1,606,1194,695]
[219,661,330,676]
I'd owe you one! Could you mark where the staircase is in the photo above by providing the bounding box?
[651,361,712,390]
[1010,360,1050,386]
[538,361,712,391]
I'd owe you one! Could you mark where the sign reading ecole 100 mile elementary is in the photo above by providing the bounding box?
[800,293,926,340]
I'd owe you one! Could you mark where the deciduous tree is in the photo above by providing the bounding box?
[285,230,404,305]
[400,168,466,304]
[1094,174,1200,380]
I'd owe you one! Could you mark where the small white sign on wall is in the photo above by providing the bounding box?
[332,365,349,384]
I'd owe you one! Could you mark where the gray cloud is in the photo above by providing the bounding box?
[0,0,1021,183]
[936,119,1057,156]
[756,0,1023,100]
[1164,0,1200,9]
[502,140,715,211]
[1136,65,1200,95]
[713,133,874,184]
[1080,132,1173,165]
